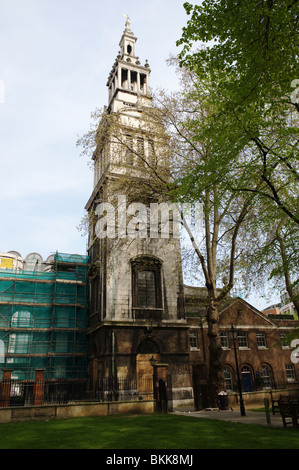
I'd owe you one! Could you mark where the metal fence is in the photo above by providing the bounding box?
[97,376,154,402]
[0,376,154,407]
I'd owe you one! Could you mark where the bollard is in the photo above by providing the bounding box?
[264,397,271,426]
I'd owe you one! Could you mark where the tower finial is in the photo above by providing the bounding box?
[123,13,130,29]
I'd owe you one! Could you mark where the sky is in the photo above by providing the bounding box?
[0,0,192,258]
[0,0,279,309]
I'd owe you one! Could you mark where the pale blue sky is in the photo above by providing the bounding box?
[0,0,189,258]
[0,0,279,309]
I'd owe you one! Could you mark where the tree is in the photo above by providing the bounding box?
[233,199,299,315]
[176,0,299,340]
[177,0,299,226]
[77,60,262,406]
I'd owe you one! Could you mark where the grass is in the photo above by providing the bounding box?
[251,406,279,414]
[0,413,298,449]
[250,407,272,412]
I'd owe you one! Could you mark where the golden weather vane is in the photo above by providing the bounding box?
[123,13,130,28]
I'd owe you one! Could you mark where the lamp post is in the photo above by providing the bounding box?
[150,356,157,368]
[230,325,246,416]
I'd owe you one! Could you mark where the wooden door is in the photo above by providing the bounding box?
[136,353,160,399]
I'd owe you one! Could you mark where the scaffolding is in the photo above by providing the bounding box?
[0,252,89,380]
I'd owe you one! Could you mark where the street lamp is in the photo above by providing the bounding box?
[149,356,157,367]
[230,324,246,416]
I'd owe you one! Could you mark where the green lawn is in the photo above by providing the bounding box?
[0,413,298,449]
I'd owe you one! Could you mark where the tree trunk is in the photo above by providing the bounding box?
[206,294,225,407]
[277,230,299,317]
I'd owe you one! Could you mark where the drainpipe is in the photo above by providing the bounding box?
[112,329,115,378]
[111,239,115,320]
[200,318,207,364]
[111,329,116,400]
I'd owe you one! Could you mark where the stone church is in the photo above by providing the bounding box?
[85,18,193,407]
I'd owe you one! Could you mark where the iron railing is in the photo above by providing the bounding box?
[0,376,154,407]
[97,376,154,402]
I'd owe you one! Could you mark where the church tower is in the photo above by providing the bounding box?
[85,18,192,407]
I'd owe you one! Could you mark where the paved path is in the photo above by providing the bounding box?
[173,409,285,427]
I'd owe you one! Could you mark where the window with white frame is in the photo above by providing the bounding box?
[189,331,199,350]
[8,333,30,354]
[223,366,233,392]
[256,332,267,348]
[286,364,296,382]
[220,331,229,349]
[237,331,249,348]
[261,364,272,389]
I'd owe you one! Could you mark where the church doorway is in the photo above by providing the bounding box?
[136,339,160,399]
[241,366,253,392]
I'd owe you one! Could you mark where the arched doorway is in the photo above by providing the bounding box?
[136,338,161,399]
[241,366,253,392]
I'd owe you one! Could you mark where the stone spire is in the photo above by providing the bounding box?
[106,17,151,111]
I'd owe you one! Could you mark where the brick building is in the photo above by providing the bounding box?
[186,294,299,409]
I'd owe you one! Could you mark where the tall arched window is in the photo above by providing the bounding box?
[261,364,273,389]
[131,256,162,321]
[131,257,162,309]
[223,366,233,392]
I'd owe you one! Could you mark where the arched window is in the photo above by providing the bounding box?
[131,257,163,321]
[223,366,233,392]
[11,311,32,328]
[132,257,162,309]
[261,364,273,389]
[137,339,160,354]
